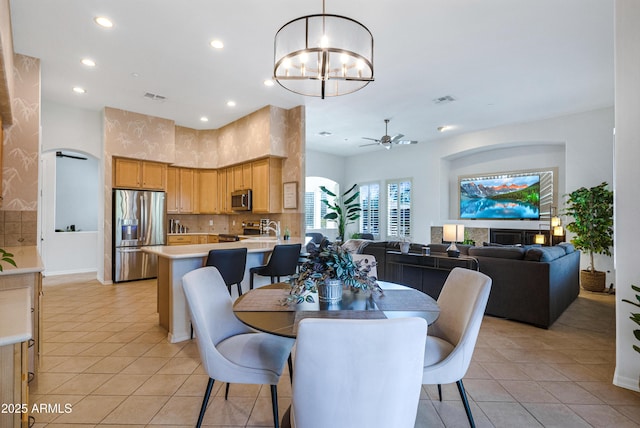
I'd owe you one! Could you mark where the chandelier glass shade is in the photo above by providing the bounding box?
[274,10,374,99]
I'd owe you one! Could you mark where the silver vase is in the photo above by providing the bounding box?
[318,279,343,303]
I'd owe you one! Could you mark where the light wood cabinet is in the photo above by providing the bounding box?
[167,235,197,245]
[208,235,220,244]
[113,157,167,190]
[217,168,234,214]
[251,157,283,213]
[167,167,196,214]
[198,169,218,214]
[0,118,4,206]
[232,163,253,191]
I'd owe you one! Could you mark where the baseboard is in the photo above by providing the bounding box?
[613,372,640,392]
[44,268,98,277]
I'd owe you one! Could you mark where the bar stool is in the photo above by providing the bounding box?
[249,243,302,290]
[205,248,248,296]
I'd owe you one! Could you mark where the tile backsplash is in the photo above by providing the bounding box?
[0,210,38,247]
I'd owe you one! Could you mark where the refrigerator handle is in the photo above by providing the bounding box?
[140,194,146,241]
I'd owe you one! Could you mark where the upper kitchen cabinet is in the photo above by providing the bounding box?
[167,167,196,214]
[198,169,218,214]
[232,163,253,191]
[217,168,234,214]
[113,157,167,190]
[251,157,283,214]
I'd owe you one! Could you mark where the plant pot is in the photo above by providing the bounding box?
[400,242,410,254]
[318,279,343,303]
[580,269,606,292]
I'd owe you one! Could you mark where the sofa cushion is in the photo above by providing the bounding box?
[342,239,370,254]
[524,246,567,262]
[468,246,526,260]
[557,242,576,254]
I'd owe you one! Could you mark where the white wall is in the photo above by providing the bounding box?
[614,0,640,392]
[40,101,103,276]
[306,150,346,239]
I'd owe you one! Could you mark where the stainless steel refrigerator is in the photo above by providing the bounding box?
[113,189,166,282]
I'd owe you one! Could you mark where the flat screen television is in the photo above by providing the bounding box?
[460,173,540,219]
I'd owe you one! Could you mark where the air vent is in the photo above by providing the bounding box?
[318,131,332,136]
[433,95,455,105]
[143,92,167,102]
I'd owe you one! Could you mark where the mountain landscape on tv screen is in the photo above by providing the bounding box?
[460,175,540,219]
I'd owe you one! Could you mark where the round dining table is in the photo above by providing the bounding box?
[233,281,440,338]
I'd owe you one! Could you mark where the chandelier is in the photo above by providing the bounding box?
[273,0,374,99]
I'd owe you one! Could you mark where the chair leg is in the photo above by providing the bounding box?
[270,384,280,428]
[250,272,255,290]
[190,323,193,340]
[236,282,243,296]
[288,354,293,384]
[438,384,442,401]
[197,378,215,428]
[225,382,230,400]
[456,380,476,428]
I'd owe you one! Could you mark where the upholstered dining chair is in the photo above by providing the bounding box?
[286,317,427,428]
[422,267,492,428]
[183,266,294,428]
[249,243,302,290]
[205,247,247,296]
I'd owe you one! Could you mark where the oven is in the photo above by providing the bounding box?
[218,234,240,242]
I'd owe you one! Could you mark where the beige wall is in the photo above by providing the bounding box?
[0,54,40,247]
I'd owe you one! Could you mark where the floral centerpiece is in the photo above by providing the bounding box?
[283,241,381,304]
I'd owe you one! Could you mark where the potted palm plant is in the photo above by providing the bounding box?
[320,183,361,242]
[564,182,614,292]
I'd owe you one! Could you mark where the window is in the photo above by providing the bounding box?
[387,179,411,238]
[305,177,339,230]
[359,183,380,236]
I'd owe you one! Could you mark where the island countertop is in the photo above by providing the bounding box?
[142,238,305,260]
[0,246,44,276]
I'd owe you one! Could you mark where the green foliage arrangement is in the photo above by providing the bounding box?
[320,184,361,242]
[283,242,381,305]
[0,248,17,272]
[622,284,640,354]
[564,182,614,273]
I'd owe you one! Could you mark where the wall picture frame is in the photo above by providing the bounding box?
[283,181,297,209]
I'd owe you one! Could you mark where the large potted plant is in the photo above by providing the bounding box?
[564,182,613,292]
[320,183,361,242]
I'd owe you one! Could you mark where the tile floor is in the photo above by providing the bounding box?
[29,273,640,427]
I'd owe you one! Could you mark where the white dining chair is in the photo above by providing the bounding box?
[183,266,295,428]
[422,267,492,428]
[288,317,427,428]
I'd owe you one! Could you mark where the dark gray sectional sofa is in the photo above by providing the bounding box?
[356,240,580,328]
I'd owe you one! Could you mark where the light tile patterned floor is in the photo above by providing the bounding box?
[29,273,640,427]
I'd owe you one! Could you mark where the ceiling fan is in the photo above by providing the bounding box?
[360,119,418,150]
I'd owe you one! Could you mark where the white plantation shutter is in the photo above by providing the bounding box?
[359,183,380,236]
[387,179,411,238]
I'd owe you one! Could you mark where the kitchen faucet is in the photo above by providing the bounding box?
[263,220,281,239]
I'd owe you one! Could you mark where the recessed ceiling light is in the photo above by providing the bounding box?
[81,58,96,67]
[94,16,113,28]
[200,116,209,122]
[318,131,332,136]
[226,100,236,107]
[263,79,275,87]
[131,72,140,78]
[73,87,86,94]
[437,125,453,132]
[210,39,224,49]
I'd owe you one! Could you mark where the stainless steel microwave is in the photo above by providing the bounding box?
[231,189,252,211]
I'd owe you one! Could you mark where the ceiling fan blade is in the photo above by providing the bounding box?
[395,140,418,145]
[390,133,404,142]
[361,137,380,142]
[359,142,381,147]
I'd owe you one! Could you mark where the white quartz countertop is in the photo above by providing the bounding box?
[0,287,32,346]
[143,238,305,259]
[0,246,44,276]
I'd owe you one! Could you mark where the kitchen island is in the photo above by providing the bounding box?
[143,238,305,343]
